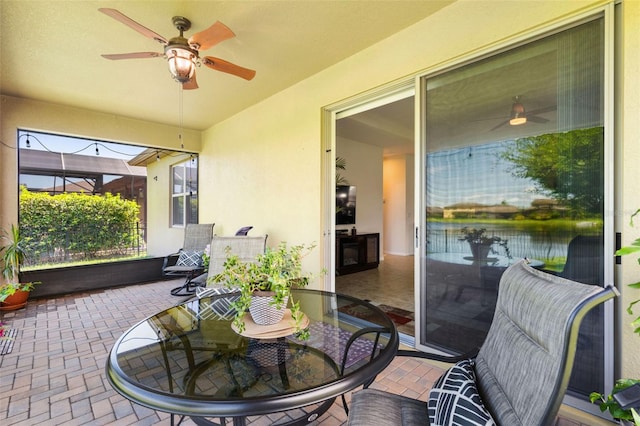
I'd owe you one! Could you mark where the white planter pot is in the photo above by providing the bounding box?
[469,242,492,260]
[249,292,289,325]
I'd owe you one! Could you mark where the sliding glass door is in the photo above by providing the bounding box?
[419,15,611,404]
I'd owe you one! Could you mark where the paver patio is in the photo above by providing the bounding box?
[0,279,611,425]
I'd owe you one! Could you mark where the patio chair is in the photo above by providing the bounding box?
[235,226,253,236]
[162,223,215,296]
[193,234,268,299]
[347,259,618,426]
[557,234,604,285]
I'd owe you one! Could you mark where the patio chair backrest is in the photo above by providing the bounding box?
[474,260,616,425]
[182,223,215,252]
[207,235,268,278]
[560,234,604,284]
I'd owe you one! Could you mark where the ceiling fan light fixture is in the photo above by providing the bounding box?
[100,10,255,87]
[166,45,197,83]
[509,97,527,126]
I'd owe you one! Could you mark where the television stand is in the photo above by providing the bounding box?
[336,233,380,275]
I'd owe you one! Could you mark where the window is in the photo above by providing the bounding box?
[421,16,608,403]
[17,131,148,266]
[171,157,198,227]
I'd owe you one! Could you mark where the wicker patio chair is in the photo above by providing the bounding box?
[162,223,215,296]
[347,259,618,426]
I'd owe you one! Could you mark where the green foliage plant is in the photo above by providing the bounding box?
[1,224,40,302]
[459,227,511,258]
[590,379,640,425]
[336,156,349,216]
[589,208,640,425]
[209,241,323,339]
[336,156,349,186]
[615,208,640,337]
[19,187,140,265]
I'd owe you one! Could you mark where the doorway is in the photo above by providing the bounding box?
[333,92,416,338]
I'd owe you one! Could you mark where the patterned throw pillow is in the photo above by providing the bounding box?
[428,359,496,426]
[176,250,203,267]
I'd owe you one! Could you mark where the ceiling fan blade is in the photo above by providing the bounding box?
[490,120,509,131]
[101,52,162,60]
[188,21,235,51]
[99,8,167,45]
[202,56,256,80]
[528,105,557,115]
[488,104,556,130]
[183,73,199,90]
[527,115,549,124]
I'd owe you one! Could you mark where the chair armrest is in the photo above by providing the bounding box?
[162,251,182,270]
[396,347,480,364]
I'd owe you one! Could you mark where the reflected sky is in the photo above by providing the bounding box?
[427,140,547,209]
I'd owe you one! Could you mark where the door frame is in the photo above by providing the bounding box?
[320,79,417,298]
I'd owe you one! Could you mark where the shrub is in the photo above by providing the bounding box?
[19,187,140,264]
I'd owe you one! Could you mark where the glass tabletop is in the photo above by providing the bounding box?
[106,289,398,419]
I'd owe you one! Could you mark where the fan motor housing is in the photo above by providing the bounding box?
[172,16,191,32]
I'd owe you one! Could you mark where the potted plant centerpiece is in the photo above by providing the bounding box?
[209,241,321,339]
[590,209,640,426]
[459,227,510,261]
[0,224,40,310]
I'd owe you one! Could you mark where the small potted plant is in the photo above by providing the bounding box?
[590,379,640,426]
[459,227,510,260]
[0,224,40,310]
[209,241,322,339]
[590,209,640,426]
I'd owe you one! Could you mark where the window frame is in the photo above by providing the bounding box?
[170,156,199,228]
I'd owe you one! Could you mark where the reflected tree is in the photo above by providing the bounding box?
[501,127,604,218]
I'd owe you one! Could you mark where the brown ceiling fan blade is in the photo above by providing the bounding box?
[528,105,557,115]
[188,21,235,51]
[490,120,509,131]
[183,73,199,90]
[101,52,162,60]
[202,56,256,80]
[99,8,167,45]
[527,116,549,124]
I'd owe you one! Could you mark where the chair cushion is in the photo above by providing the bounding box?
[176,250,203,267]
[428,359,496,426]
[348,388,428,426]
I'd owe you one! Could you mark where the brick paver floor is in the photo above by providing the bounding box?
[0,279,612,425]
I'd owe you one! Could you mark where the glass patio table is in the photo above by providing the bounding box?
[106,289,399,426]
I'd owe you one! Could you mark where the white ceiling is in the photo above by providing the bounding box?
[0,0,454,131]
[337,96,415,157]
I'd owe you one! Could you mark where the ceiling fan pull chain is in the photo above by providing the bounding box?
[178,84,184,149]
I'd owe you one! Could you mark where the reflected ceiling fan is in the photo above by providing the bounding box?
[489,96,556,131]
[98,8,256,90]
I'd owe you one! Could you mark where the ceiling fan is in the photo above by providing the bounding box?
[489,96,556,131]
[99,8,256,90]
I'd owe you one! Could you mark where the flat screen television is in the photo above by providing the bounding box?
[336,185,356,225]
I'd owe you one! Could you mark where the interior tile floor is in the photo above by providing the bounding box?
[0,275,611,425]
[336,254,415,335]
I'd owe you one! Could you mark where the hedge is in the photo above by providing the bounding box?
[19,187,141,265]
